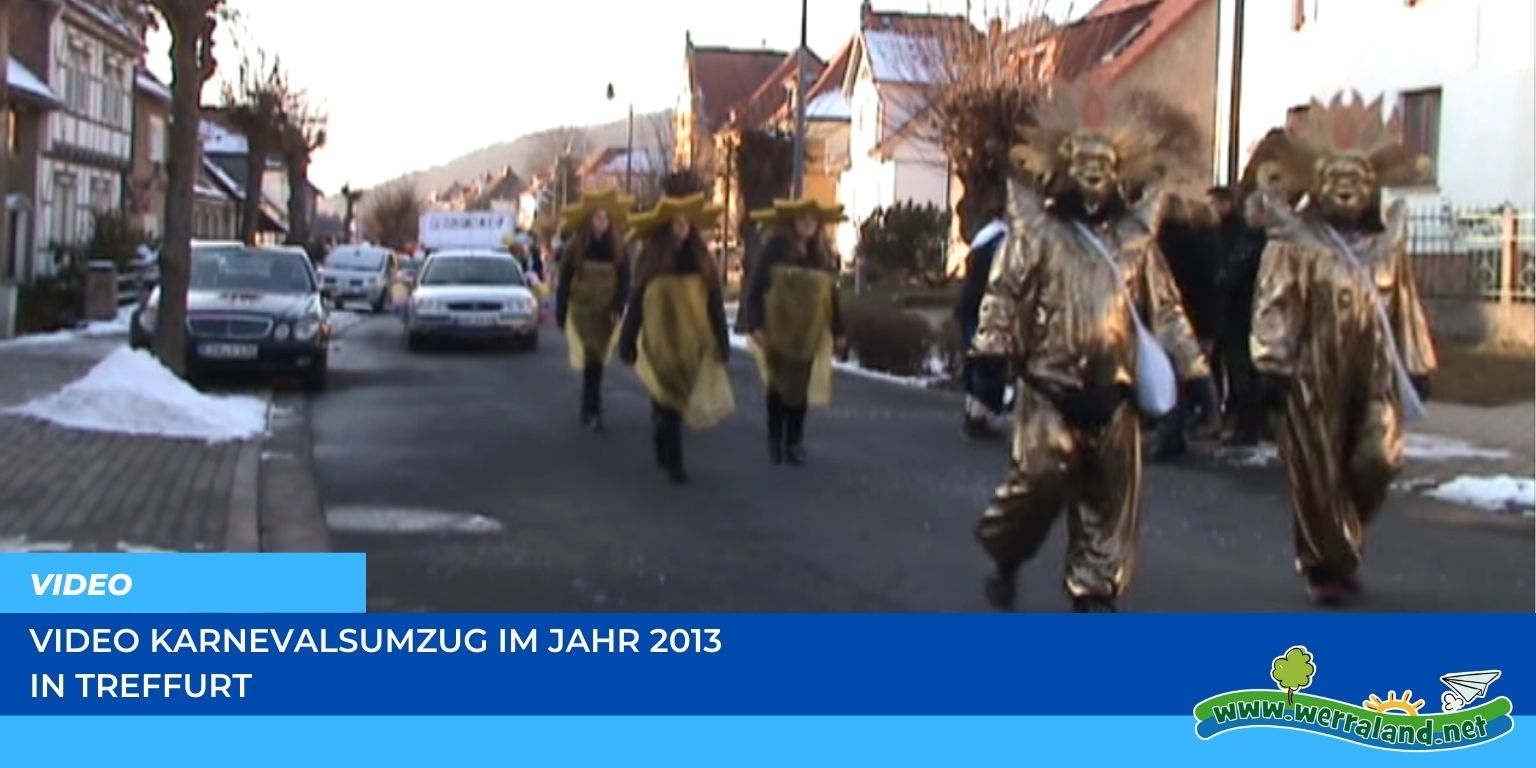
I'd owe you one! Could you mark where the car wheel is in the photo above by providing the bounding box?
[371,292,387,314]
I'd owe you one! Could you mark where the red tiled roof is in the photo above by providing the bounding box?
[1077,0,1208,82]
[1051,1,1160,81]
[688,46,790,132]
[730,48,826,130]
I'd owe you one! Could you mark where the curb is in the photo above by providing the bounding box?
[257,391,331,552]
[224,391,270,553]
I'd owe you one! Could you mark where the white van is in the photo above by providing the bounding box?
[320,244,398,312]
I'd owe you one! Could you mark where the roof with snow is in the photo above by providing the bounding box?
[862,30,947,85]
[200,120,249,155]
[798,40,853,123]
[7,57,61,108]
[596,150,667,177]
[65,0,143,49]
[136,70,172,102]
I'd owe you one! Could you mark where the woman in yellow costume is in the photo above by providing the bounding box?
[555,189,634,432]
[1247,92,1437,606]
[743,199,845,466]
[617,194,734,485]
[971,87,1212,613]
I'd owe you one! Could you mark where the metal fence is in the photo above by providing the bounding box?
[1407,206,1535,303]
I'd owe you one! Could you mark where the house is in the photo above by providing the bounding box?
[127,68,168,238]
[6,56,62,282]
[199,116,288,242]
[22,0,143,275]
[193,156,240,241]
[673,34,789,174]
[785,41,853,218]
[466,166,524,218]
[578,147,667,205]
[1215,0,1535,211]
[836,3,974,261]
[1029,0,1219,193]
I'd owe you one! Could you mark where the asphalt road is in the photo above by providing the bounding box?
[308,314,1534,612]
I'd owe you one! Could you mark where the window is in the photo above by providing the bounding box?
[1399,88,1441,184]
[102,60,127,127]
[90,177,112,212]
[53,173,79,242]
[64,44,91,113]
[149,115,167,163]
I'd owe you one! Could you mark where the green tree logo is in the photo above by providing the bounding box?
[1272,646,1317,706]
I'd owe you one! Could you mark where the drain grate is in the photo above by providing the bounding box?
[325,506,505,535]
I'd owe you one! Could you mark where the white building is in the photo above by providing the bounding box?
[1214,0,1535,210]
[835,9,970,262]
[34,0,141,273]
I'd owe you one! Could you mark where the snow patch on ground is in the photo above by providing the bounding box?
[0,306,135,349]
[1217,433,1516,469]
[0,536,74,553]
[325,506,505,535]
[3,348,268,442]
[329,310,365,336]
[1424,475,1536,514]
[728,331,945,389]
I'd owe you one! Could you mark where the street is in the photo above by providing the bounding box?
[309,314,1534,613]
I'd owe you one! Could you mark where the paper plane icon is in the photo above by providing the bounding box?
[1440,671,1501,712]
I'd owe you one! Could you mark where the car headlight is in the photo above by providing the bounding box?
[415,298,445,313]
[506,296,536,315]
[274,323,292,341]
[294,316,323,341]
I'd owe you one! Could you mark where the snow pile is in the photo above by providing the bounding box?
[4,348,267,442]
[728,331,945,389]
[1425,475,1536,514]
[1405,434,1513,461]
[0,307,135,349]
[80,305,135,337]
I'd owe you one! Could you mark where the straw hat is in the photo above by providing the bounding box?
[559,188,636,236]
[626,193,724,242]
[748,197,847,230]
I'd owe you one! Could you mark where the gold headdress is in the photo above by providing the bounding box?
[1269,91,1433,197]
[625,193,724,242]
[1008,85,1172,189]
[559,188,635,237]
[748,198,847,230]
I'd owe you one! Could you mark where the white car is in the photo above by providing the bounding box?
[404,250,540,352]
[320,244,397,312]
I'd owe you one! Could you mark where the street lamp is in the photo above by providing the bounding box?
[791,0,809,198]
[607,83,635,195]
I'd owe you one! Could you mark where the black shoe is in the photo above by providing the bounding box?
[589,415,605,433]
[785,446,806,466]
[984,572,1017,611]
[1072,596,1118,613]
[963,416,997,442]
[769,443,784,465]
[667,467,689,485]
[1304,568,1360,607]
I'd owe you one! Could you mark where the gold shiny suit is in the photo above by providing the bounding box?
[1251,195,1437,576]
[973,178,1208,600]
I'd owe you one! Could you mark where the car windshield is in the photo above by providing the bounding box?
[191,247,315,294]
[327,250,387,271]
[420,257,523,286]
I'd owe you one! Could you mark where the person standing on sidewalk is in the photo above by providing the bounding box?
[618,194,734,485]
[955,211,1012,441]
[1248,92,1438,606]
[971,88,1213,613]
[742,198,846,467]
[555,189,634,432]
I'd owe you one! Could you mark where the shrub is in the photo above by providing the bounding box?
[16,275,84,334]
[842,303,935,377]
[855,202,951,287]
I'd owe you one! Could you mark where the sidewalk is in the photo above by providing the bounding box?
[0,335,262,553]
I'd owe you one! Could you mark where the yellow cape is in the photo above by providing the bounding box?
[748,265,835,408]
[634,275,735,430]
[564,261,622,371]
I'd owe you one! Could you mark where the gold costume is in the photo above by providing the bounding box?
[634,275,735,430]
[750,265,835,408]
[1248,94,1438,586]
[564,261,622,371]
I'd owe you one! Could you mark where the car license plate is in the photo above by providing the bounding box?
[458,315,497,327]
[200,343,258,360]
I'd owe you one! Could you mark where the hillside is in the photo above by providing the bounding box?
[322,110,672,212]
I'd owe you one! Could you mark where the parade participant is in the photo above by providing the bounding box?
[555,188,634,432]
[618,193,734,485]
[955,209,1012,441]
[743,198,846,466]
[1248,92,1437,605]
[970,87,1213,613]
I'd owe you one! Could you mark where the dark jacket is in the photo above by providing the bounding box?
[1158,217,1223,341]
[555,236,630,328]
[955,223,1007,337]
[1216,214,1267,339]
[743,234,843,337]
[618,239,730,363]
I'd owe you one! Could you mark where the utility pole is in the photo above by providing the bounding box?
[790,0,809,198]
[1225,0,1247,187]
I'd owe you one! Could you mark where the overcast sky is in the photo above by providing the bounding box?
[148,0,1087,193]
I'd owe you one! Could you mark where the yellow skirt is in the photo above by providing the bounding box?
[634,275,736,430]
[565,262,621,371]
[749,266,834,408]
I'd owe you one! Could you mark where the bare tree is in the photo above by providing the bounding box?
[222,51,287,244]
[340,184,364,244]
[524,127,590,177]
[278,89,327,246]
[144,0,224,375]
[361,181,420,251]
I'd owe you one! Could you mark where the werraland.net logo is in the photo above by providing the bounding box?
[1193,646,1513,752]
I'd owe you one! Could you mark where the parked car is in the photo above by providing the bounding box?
[131,243,332,390]
[404,250,540,352]
[319,244,397,312]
